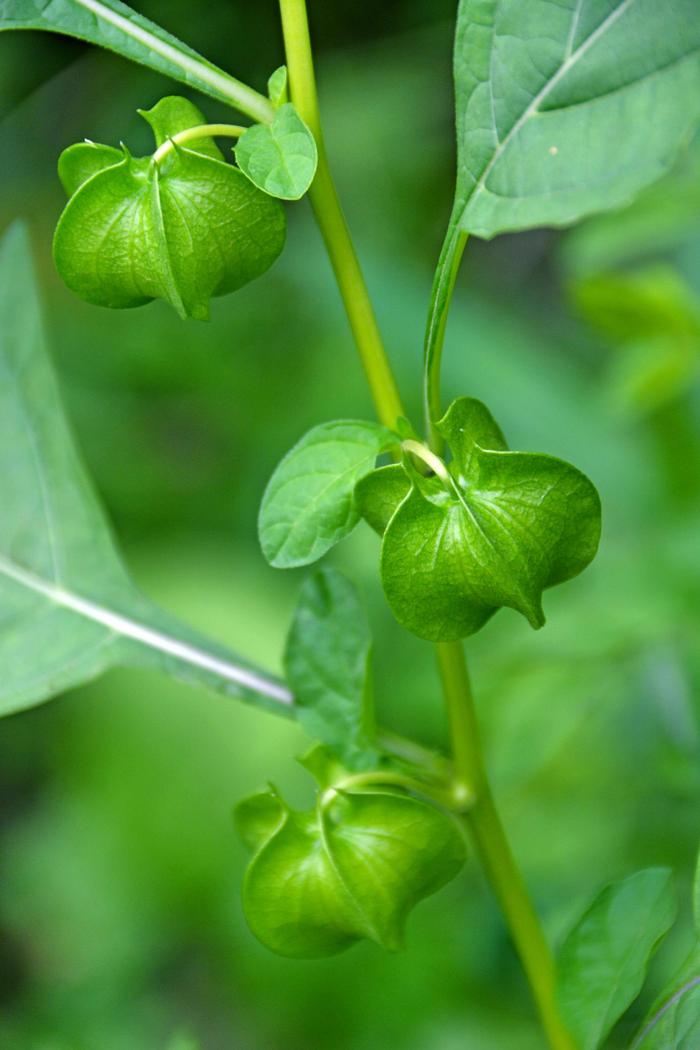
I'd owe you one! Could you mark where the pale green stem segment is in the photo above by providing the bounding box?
[402,438,450,483]
[277,0,405,431]
[423,216,468,452]
[152,123,246,165]
[436,642,577,1050]
[276,4,576,1047]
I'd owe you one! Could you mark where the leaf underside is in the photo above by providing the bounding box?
[0,221,290,719]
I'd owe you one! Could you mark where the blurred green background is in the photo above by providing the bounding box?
[1,3,699,1048]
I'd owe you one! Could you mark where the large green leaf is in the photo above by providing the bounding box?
[235,102,318,200]
[631,849,700,1049]
[557,868,676,1050]
[0,0,273,122]
[284,569,374,765]
[452,0,700,240]
[0,221,291,718]
[53,97,286,320]
[258,419,398,569]
[378,397,600,641]
[235,766,466,958]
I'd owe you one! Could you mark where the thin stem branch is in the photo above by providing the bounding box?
[423,218,468,451]
[152,123,246,165]
[277,0,405,430]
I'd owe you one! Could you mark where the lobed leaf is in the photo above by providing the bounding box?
[237,773,465,958]
[557,868,676,1050]
[258,419,398,568]
[355,463,411,535]
[0,220,292,718]
[0,0,274,122]
[53,97,286,319]
[284,568,375,765]
[378,397,600,641]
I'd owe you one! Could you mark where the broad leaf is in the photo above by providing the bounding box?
[0,0,274,123]
[379,397,600,641]
[236,767,465,958]
[631,848,700,1048]
[557,868,676,1050]
[235,102,317,200]
[258,419,398,569]
[452,0,700,240]
[0,221,291,718]
[285,569,374,765]
[53,97,286,320]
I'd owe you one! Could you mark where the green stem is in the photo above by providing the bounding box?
[436,642,577,1050]
[423,216,468,451]
[152,123,246,165]
[277,4,575,1048]
[277,0,405,430]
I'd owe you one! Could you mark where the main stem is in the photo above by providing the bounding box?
[278,0,405,430]
[277,4,574,1048]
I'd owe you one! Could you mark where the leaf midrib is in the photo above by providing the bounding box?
[0,552,292,703]
[460,0,637,216]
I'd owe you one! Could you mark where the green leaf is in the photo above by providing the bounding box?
[237,775,465,958]
[452,0,700,241]
[258,419,398,569]
[0,0,274,123]
[53,98,286,319]
[235,103,318,200]
[557,868,677,1050]
[0,220,292,718]
[380,397,601,641]
[57,141,123,195]
[355,464,411,535]
[267,65,289,108]
[631,848,700,1049]
[285,568,374,765]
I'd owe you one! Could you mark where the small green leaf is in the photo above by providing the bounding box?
[558,868,677,1050]
[380,397,601,641]
[355,464,411,535]
[237,777,465,958]
[267,65,289,108]
[235,103,318,200]
[53,98,286,319]
[57,141,123,195]
[632,945,700,1050]
[258,419,398,568]
[285,568,374,765]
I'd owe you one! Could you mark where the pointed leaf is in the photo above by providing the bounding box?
[355,463,411,535]
[452,0,700,241]
[258,419,398,568]
[267,66,289,108]
[558,868,676,1050]
[138,95,223,160]
[234,789,286,853]
[239,782,465,958]
[285,568,374,764]
[0,221,292,718]
[0,0,273,122]
[380,398,600,641]
[235,103,317,200]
